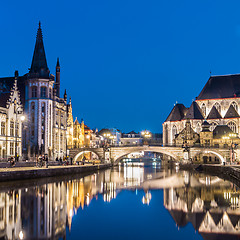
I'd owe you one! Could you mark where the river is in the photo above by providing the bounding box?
[0,161,239,240]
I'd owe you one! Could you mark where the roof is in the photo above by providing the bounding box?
[184,101,204,120]
[224,105,240,118]
[29,22,49,78]
[165,104,188,122]
[197,74,240,100]
[207,106,222,119]
[213,125,234,138]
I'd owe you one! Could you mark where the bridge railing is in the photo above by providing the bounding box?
[163,143,239,149]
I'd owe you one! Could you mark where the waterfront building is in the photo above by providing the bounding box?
[0,76,25,159]
[163,74,240,147]
[0,23,69,160]
[120,131,143,146]
[67,98,74,150]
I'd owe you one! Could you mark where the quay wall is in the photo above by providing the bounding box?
[0,164,112,182]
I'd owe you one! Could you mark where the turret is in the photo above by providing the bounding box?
[55,57,60,97]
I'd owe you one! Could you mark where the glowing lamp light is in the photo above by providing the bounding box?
[19,231,24,240]
[20,115,26,121]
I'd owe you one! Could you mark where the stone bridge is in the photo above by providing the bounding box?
[69,145,235,164]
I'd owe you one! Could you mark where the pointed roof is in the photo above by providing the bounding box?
[224,105,240,118]
[165,104,188,122]
[56,57,60,67]
[29,22,49,77]
[184,101,204,120]
[207,106,222,119]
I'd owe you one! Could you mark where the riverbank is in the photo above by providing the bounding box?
[0,163,112,182]
[180,163,240,187]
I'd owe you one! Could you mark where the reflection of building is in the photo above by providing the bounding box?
[0,191,22,240]
[21,183,66,239]
[164,172,240,239]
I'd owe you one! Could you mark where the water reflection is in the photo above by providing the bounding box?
[0,162,239,239]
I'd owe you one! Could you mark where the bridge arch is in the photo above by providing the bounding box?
[73,150,101,162]
[113,147,179,163]
[192,150,225,164]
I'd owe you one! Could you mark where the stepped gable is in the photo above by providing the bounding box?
[224,105,240,118]
[165,104,188,122]
[207,106,222,119]
[197,74,240,100]
[0,76,26,107]
[184,101,204,120]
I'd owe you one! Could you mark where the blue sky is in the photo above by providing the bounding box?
[1,0,240,132]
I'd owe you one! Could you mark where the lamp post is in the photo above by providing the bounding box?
[14,99,25,161]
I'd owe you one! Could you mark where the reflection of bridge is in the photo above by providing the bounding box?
[69,145,233,164]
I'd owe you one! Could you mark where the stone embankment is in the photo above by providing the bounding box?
[180,163,240,187]
[0,163,112,182]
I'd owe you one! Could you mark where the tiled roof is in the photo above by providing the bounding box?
[165,104,188,122]
[224,105,240,118]
[197,74,240,100]
[213,125,234,138]
[184,101,204,120]
[207,106,222,119]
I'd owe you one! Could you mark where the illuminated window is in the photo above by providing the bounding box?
[210,122,217,131]
[196,123,201,133]
[10,121,14,136]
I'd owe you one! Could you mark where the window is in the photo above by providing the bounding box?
[228,121,237,133]
[231,102,238,112]
[214,102,221,113]
[32,87,37,98]
[31,102,35,110]
[201,103,206,116]
[210,122,217,131]
[1,122,5,135]
[0,207,3,221]
[9,206,13,222]
[172,125,177,140]
[10,142,14,155]
[49,88,52,99]
[41,87,47,98]
[196,123,201,133]
[10,121,14,136]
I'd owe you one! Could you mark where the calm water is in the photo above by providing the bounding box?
[0,162,239,240]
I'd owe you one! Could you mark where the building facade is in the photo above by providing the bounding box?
[0,23,69,160]
[163,74,240,148]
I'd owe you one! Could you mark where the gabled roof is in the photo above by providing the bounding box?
[165,104,188,122]
[184,101,204,120]
[224,105,240,118]
[197,74,240,100]
[207,106,222,119]
[29,22,49,78]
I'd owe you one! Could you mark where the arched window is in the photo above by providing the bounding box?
[31,86,37,98]
[228,121,237,133]
[172,125,177,140]
[196,123,201,133]
[210,122,217,131]
[231,102,238,112]
[214,102,221,113]
[201,103,206,116]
